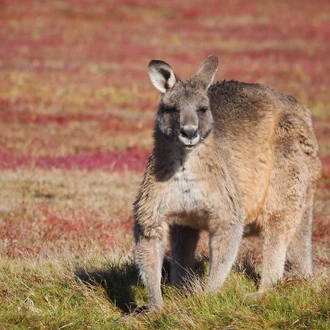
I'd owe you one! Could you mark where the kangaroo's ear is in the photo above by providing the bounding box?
[195,55,218,89]
[148,60,177,93]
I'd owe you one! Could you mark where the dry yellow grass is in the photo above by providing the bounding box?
[0,169,142,257]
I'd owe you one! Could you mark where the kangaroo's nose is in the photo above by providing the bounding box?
[180,126,198,139]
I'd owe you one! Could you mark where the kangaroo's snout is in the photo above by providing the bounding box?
[179,125,200,147]
[180,125,198,139]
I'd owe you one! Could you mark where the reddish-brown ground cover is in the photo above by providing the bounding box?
[0,0,329,264]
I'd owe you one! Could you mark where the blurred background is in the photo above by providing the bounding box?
[1,0,330,170]
[0,0,329,258]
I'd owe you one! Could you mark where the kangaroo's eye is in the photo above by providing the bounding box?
[163,106,178,113]
[198,107,208,114]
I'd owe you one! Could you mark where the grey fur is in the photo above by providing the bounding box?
[133,55,322,311]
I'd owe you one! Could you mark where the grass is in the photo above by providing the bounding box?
[0,253,120,329]
[0,0,330,328]
[0,252,329,329]
[0,170,142,257]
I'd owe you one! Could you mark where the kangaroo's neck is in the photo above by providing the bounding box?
[152,131,216,181]
[153,138,188,179]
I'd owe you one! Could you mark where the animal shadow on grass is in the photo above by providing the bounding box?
[74,254,260,314]
[234,256,261,287]
[74,256,207,314]
[75,260,140,314]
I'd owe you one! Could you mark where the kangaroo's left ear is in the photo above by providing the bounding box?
[195,55,218,89]
[148,60,177,93]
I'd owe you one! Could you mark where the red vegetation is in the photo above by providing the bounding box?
[0,148,149,171]
[313,219,330,243]
[0,204,133,258]
[322,155,330,178]
[1,99,154,130]
[0,0,329,260]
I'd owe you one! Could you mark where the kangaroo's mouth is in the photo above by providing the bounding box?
[178,134,200,148]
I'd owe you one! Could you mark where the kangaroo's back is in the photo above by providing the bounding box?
[209,80,315,139]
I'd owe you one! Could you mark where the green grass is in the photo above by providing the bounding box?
[0,252,329,329]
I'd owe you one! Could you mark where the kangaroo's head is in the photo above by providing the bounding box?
[149,55,218,150]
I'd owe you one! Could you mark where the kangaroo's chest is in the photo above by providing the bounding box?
[171,165,204,207]
[164,161,213,228]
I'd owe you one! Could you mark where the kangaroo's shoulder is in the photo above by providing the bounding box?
[209,79,266,98]
[208,80,311,125]
[208,79,297,108]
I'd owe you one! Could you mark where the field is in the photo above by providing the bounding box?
[0,0,330,328]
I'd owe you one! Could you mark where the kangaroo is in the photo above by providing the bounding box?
[133,55,321,311]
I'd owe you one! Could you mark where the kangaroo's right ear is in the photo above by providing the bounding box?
[195,55,218,89]
[148,60,177,93]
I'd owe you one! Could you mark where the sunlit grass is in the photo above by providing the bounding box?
[0,251,329,329]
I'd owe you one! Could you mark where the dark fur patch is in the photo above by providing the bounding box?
[160,68,171,81]
[160,68,172,89]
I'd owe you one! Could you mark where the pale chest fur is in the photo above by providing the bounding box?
[169,161,206,210]
[154,152,220,230]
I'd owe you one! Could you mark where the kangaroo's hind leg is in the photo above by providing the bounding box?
[206,219,244,292]
[259,165,312,290]
[259,210,303,291]
[170,225,200,286]
[259,113,319,291]
[285,193,315,278]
